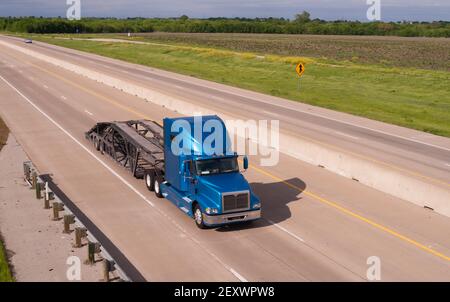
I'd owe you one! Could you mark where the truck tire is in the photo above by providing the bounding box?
[154,177,164,198]
[193,204,207,229]
[144,171,155,191]
[94,138,100,151]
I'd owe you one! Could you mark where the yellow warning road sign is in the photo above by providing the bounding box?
[295,63,305,77]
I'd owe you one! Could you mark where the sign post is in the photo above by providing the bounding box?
[295,62,305,91]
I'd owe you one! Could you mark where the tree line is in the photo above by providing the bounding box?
[0,16,448,37]
[0,17,154,34]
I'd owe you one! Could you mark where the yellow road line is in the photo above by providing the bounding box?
[249,163,450,262]
[9,53,450,262]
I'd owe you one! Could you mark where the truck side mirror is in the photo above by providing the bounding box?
[243,155,249,170]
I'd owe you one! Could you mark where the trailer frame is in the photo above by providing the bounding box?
[85,120,165,179]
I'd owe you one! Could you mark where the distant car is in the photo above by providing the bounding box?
[24,39,32,44]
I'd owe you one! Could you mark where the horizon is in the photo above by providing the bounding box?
[1,16,449,23]
[0,1,449,22]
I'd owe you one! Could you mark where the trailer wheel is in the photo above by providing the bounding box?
[144,171,155,191]
[193,204,207,229]
[154,177,164,198]
[94,138,100,151]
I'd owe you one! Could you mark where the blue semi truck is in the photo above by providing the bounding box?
[86,115,261,228]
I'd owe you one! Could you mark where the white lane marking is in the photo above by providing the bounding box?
[262,110,281,117]
[174,85,183,89]
[84,109,93,116]
[266,219,305,243]
[229,268,248,282]
[61,95,67,100]
[0,74,246,282]
[18,70,23,73]
[210,95,225,101]
[43,84,48,89]
[445,163,450,167]
[335,131,359,140]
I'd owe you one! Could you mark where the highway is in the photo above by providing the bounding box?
[0,35,449,281]
[4,35,450,184]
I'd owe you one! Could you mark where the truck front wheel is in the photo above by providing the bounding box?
[154,177,164,198]
[193,204,207,229]
[144,171,155,191]
[94,138,100,151]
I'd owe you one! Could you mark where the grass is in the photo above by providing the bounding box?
[0,117,13,282]
[13,33,450,137]
[132,33,450,71]
[0,240,14,282]
[46,32,450,71]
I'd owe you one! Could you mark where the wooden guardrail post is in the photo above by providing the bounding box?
[87,241,101,265]
[103,259,114,282]
[63,214,76,233]
[52,202,64,221]
[35,182,42,200]
[31,171,37,190]
[87,242,95,264]
[23,162,31,183]
[44,182,54,209]
[74,227,87,248]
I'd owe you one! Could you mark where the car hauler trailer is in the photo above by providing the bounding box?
[85,116,261,228]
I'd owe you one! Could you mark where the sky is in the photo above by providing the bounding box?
[0,0,449,21]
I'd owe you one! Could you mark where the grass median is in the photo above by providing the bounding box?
[14,33,450,137]
[0,117,14,282]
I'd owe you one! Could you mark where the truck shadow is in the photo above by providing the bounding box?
[216,177,306,232]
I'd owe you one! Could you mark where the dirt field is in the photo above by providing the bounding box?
[128,32,450,71]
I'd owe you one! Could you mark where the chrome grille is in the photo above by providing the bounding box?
[222,191,250,213]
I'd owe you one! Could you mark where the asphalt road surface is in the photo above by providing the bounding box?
[0,36,449,281]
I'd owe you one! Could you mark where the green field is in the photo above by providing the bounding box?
[129,33,450,71]
[18,33,450,137]
[0,117,13,282]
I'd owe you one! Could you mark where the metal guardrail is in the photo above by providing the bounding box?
[23,161,146,282]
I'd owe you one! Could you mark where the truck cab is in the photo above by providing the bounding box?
[158,116,261,228]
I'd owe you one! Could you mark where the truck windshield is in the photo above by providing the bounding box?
[195,157,239,176]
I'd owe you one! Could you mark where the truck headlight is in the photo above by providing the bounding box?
[205,207,219,214]
[253,203,261,209]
